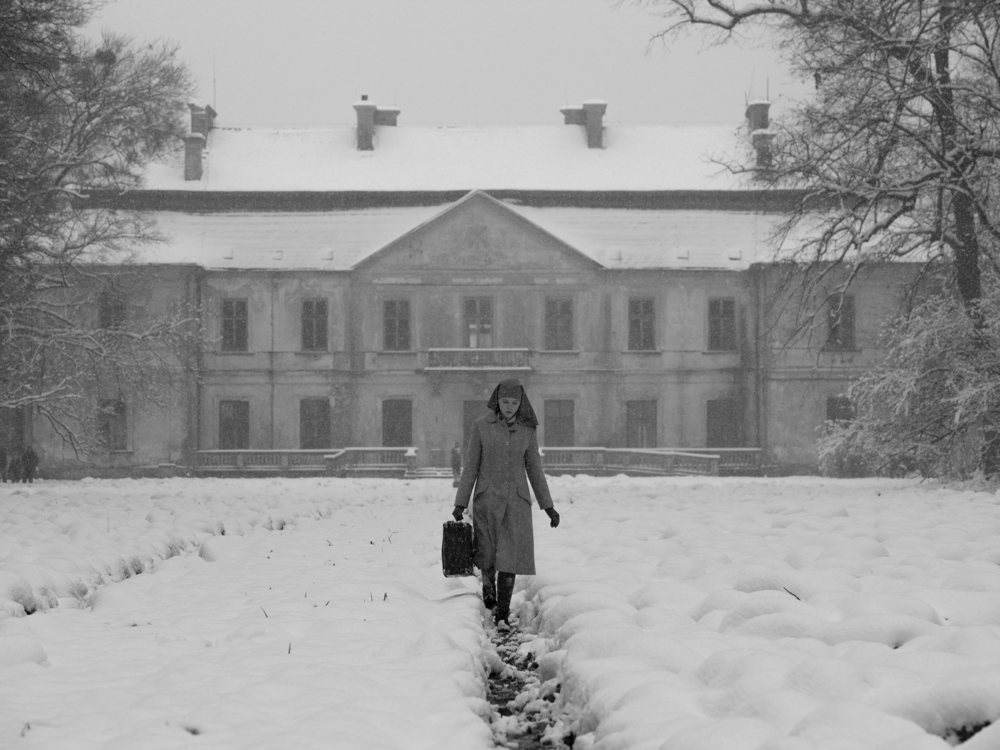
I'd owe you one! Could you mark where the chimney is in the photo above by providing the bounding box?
[560,105,586,125]
[745,101,770,132]
[752,131,775,169]
[184,133,205,180]
[354,95,376,150]
[189,103,217,137]
[374,106,400,126]
[353,95,400,151]
[745,100,774,171]
[560,99,607,148]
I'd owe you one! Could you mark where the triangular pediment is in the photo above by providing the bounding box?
[353,191,603,273]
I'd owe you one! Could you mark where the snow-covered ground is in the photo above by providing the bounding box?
[3,475,1000,749]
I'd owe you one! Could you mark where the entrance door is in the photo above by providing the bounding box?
[382,399,412,447]
[706,398,741,447]
[543,399,575,446]
[625,400,657,448]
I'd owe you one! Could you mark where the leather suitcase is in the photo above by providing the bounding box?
[441,520,475,577]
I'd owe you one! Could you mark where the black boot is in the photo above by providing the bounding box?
[495,572,515,629]
[482,568,497,610]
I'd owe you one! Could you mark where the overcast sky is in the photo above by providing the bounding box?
[87,0,810,128]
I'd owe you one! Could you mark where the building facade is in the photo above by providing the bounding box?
[21,99,921,475]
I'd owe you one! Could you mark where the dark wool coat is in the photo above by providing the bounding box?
[454,412,554,575]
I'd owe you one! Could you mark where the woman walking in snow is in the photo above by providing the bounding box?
[452,378,560,629]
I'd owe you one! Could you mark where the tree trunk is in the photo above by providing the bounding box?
[952,193,983,322]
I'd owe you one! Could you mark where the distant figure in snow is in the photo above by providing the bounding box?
[5,445,39,483]
[19,445,39,483]
[452,378,560,629]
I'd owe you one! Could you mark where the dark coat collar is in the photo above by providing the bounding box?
[485,412,520,431]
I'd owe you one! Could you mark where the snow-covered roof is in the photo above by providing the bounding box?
[145,208,443,270]
[142,200,788,271]
[133,118,792,271]
[144,123,750,192]
[516,206,784,269]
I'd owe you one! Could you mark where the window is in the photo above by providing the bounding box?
[826,396,854,424]
[301,299,328,352]
[545,297,574,350]
[628,297,655,351]
[219,400,249,449]
[384,299,411,351]
[221,298,248,352]
[382,399,412,447]
[626,400,657,448]
[544,400,575,446]
[300,398,331,449]
[706,398,741,447]
[826,294,856,350]
[97,399,127,450]
[708,298,737,351]
[464,297,493,348]
[98,286,126,329]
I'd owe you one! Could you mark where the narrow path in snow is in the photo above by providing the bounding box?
[485,619,574,749]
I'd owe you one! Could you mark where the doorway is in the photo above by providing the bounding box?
[382,399,412,447]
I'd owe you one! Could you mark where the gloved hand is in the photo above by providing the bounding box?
[545,507,560,528]
[452,506,465,522]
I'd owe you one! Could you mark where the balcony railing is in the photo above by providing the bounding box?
[323,447,415,476]
[195,447,415,476]
[196,449,332,470]
[540,447,721,476]
[425,348,531,371]
[193,446,759,477]
[670,448,762,475]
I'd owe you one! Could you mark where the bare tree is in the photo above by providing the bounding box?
[0,1,199,454]
[646,0,1000,310]
[643,1,1000,475]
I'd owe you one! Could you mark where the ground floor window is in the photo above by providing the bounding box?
[826,395,854,424]
[706,398,741,447]
[382,399,412,447]
[219,400,249,449]
[626,400,657,448]
[97,399,128,450]
[544,399,575,446]
[300,398,331,449]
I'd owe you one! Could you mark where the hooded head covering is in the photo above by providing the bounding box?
[486,378,538,428]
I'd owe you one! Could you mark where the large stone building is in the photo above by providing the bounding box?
[25,98,919,476]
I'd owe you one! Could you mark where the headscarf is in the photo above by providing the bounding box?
[486,378,539,428]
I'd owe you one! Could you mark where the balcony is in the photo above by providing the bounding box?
[424,348,531,371]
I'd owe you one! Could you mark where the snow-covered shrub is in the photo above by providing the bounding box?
[820,284,1000,479]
